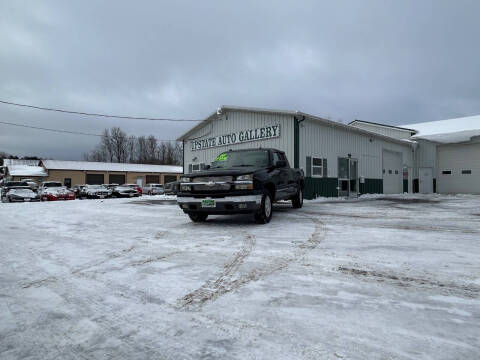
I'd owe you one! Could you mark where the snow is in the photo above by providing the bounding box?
[3,159,40,166]
[42,160,183,173]
[0,194,479,359]
[6,165,48,177]
[401,115,480,143]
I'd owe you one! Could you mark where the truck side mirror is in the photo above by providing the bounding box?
[275,160,287,168]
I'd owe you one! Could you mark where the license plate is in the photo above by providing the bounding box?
[99,195,105,199]
[201,199,216,208]
[129,193,133,197]
[24,198,31,202]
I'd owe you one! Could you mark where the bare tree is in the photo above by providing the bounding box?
[85,127,183,166]
[110,127,128,162]
[127,136,136,163]
[146,135,158,163]
[100,129,114,162]
[136,136,147,163]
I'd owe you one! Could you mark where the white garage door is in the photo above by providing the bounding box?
[382,150,403,194]
[438,143,480,194]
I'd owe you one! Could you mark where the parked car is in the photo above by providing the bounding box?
[177,148,304,224]
[1,186,40,202]
[21,179,38,190]
[82,185,110,199]
[143,183,164,195]
[112,185,139,198]
[72,185,86,197]
[164,181,178,195]
[40,187,75,201]
[39,181,64,194]
[102,184,116,197]
[124,184,143,195]
[1,181,30,194]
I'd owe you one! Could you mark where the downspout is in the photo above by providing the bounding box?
[182,139,185,174]
[293,115,305,169]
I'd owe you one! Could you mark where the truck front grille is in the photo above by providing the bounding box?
[192,176,233,192]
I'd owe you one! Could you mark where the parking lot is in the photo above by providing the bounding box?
[1,194,479,359]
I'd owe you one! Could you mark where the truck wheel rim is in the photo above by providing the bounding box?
[265,195,272,217]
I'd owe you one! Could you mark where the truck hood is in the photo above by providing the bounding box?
[185,167,262,178]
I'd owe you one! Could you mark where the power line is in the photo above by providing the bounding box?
[0,100,202,122]
[0,120,178,141]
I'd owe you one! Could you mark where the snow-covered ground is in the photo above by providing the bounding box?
[0,194,479,359]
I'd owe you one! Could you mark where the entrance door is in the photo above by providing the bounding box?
[419,167,433,194]
[338,157,358,197]
[349,159,358,197]
[136,176,143,187]
[382,150,403,194]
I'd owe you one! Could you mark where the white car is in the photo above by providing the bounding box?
[82,185,110,199]
[143,183,164,195]
[39,181,64,195]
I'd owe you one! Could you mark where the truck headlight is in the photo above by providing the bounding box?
[236,174,253,181]
[180,177,190,183]
[235,174,253,189]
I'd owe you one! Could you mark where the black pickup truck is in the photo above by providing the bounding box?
[177,148,304,224]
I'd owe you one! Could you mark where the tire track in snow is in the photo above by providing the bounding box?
[178,216,325,309]
[179,233,256,307]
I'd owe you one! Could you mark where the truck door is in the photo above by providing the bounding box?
[273,151,289,199]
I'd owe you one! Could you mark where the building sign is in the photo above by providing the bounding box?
[190,124,280,151]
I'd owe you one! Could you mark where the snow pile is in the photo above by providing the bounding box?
[402,115,480,143]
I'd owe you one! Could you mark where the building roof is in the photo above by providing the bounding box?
[7,165,48,177]
[3,159,41,166]
[349,120,418,133]
[177,105,416,148]
[401,115,480,144]
[42,160,183,173]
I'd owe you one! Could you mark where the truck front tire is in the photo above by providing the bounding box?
[254,191,273,224]
[188,213,208,222]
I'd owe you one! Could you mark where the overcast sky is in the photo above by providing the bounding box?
[1,0,479,160]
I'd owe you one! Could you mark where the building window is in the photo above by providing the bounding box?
[312,158,323,177]
[191,163,205,172]
[461,170,472,174]
[442,170,451,175]
[395,170,399,175]
[388,170,392,174]
[64,178,72,188]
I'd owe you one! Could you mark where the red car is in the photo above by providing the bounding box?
[41,187,75,201]
[125,184,143,195]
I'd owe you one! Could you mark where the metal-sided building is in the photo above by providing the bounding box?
[351,115,480,195]
[177,106,415,199]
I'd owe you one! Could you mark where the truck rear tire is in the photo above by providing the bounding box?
[254,191,273,224]
[292,188,303,208]
[188,213,208,222]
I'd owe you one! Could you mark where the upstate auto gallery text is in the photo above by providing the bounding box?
[190,124,280,151]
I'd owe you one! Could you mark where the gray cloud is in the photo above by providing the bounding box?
[1,0,479,159]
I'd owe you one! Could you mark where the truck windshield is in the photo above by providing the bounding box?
[210,150,269,169]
